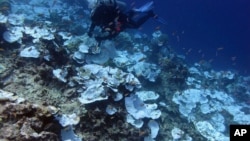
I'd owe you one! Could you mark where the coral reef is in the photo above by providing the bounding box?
[159,56,189,91]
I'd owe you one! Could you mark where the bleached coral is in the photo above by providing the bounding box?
[77,64,141,104]
[147,120,159,139]
[53,68,68,83]
[78,43,89,53]
[125,94,161,120]
[173,69,250,140]
[58,113,80,127]
[7,14,24,25]
[78,82,107,104]
[73,51,85,64]
[126,114,144,128]
[72,43,90,64]
[61,126,82,141]
[86,0,98,9]
[86,40,117,65]
[113,92,123,101]
[106,105,118,115]
[114,51,160,82]
[23,26,55,43]
[58,32,72,40]
[195,121,229,141]
[0,13,7,23]
[3,27,23,43]
[0,89,18,101]
[113,51,131,67]
[20,46,40,58]
[171,127,184,140]
[125,73,141,91]
[135,91,159,101]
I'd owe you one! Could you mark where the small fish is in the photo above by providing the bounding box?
[231,56,237,61]
[12,53,17,57]
[209,59,213,63]
[201,53,205,58]
[124,93,129,96]
[172,31,176,36]
[108,21,114,26]
[176,35,180,42]
[138,57,146,62]
[186,48,192,55]
[138,27,143,31]
[217,47,224,51]
[105,28,111,31]
[139,130,147,136]
[155,26,161,30]
[198,49,202,53]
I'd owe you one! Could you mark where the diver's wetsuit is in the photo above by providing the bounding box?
[88,0,155,41]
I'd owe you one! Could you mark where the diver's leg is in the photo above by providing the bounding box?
[130,10,155,28]
[133,1,154,12]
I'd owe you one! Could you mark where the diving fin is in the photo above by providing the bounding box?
[154,16,168,25]
[133,1,154,12]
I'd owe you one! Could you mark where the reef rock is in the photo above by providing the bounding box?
[0,90,61,141]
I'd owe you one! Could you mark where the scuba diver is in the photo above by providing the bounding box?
[0,0,11,15]
[87,0,161,44]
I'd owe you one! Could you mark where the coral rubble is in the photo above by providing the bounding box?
[0,90,61,141]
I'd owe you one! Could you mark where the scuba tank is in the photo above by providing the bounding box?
[90,0,118,25]
[0,0,11,15]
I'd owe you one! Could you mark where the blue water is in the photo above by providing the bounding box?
[128,0,250,75]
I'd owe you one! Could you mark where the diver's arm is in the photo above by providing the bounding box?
[87,22,96,37]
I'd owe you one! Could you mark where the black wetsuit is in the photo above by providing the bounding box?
[88,0,154,41]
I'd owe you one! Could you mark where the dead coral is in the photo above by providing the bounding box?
[0,90,61,141]
[76,106,144,141]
